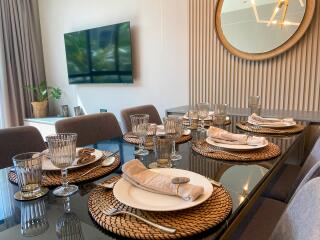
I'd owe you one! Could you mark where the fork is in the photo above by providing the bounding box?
[201,144,251,160]
[103,208,176,233]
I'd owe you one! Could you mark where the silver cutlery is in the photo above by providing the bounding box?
[79,150,119,177]
[198,144,251,160]
[246,123,282,133]
[97,180,118,189]
[103,208,176,234]
[207,177,222,187]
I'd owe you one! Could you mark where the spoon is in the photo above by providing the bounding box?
[79,151,118,177]
[97,181,118,189]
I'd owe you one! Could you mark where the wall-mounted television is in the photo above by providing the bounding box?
[64,22,133,84]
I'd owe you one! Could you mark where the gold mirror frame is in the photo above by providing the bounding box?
[215,0,316,61]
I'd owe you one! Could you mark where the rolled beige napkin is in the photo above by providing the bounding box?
[207,126,266,146]
[121,159,204,201]
[248,113,295,126]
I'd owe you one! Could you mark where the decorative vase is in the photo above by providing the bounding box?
[31,100,48,118]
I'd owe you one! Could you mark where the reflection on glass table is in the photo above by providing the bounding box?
[56,197,84,240]
[20,198,49,237]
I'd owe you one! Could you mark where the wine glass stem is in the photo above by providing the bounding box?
[172,140,176,155]
[64,197,71,213]
[61,168,69,189]
[139,137,144,151]
[201,119,205,129]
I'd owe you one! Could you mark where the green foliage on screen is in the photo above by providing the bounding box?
[64,22,133,84]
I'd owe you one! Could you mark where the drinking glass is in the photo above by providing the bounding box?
[21,198,49,236]
[153,136,172,168]
[214,104,228,127]
[197,102,210,131]
[46,133,78,197]
[188,106,199,130]
[13,152,42,199]
[130,114,149,156]
[248,96,261,115]
[164,117,183,161]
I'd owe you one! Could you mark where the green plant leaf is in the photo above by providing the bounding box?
[25,80,61,102]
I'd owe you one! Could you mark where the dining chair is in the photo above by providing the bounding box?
[0,126,46,169]
[270,177,320,240]
[290,161,320,201]
[230,162,320,240]
[55,112,122,147]
[121,104,162,132]
[263,136,320,202]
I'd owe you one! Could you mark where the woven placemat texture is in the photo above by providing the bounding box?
[236,122,305,135]
[88,176,232,239]
[192,141,281,161]
[123,133,192,148]
[8,152,120,187]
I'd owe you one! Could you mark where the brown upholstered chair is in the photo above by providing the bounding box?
[55,112,122,147]
[263,137,320,202]
[121,105,162,132]
[0,126,46,169]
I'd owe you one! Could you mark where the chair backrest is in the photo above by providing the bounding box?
[270,177,320,240]
[294,137,320,188]
[121,105,162,132]
[55,113,122,147]
[0,126,46,169]
[290,161,320,201]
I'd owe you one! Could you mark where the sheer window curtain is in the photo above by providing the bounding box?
[0,0,46,127]
[0,41,8,128]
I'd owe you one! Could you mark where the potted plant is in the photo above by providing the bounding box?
[26,81,62,118]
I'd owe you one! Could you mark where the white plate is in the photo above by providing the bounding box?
[206,137,268,151]
[113,168,213,211]
[183,111,215,121]
[151,125,191,136]
[247,119,296,128]
[42,148,103,171]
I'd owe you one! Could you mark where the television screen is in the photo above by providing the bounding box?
[64,22,133,84]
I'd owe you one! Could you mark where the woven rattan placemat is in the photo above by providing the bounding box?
[88,176,232,239]
[192,141,281,161]
[236,122,305,135]
[123,133,192,148]
[8,152,120,187]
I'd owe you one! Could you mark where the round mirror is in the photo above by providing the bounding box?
[215,0,315,60]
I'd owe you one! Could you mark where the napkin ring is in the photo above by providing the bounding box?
[176,184,181,196]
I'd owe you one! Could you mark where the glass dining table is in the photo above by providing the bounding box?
[0,116,308,239]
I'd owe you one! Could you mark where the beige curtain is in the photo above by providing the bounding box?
[0,0,46,127]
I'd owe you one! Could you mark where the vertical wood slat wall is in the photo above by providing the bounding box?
[188,0,320,111]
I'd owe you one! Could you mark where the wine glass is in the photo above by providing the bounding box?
[56,197,84,240]
[46,133,78,197]
[130,114,149,156]
[188,105,199,130]
[164,117,183,161]
[197,102,210,131]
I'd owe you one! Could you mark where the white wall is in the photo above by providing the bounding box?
[38,0,188,126]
